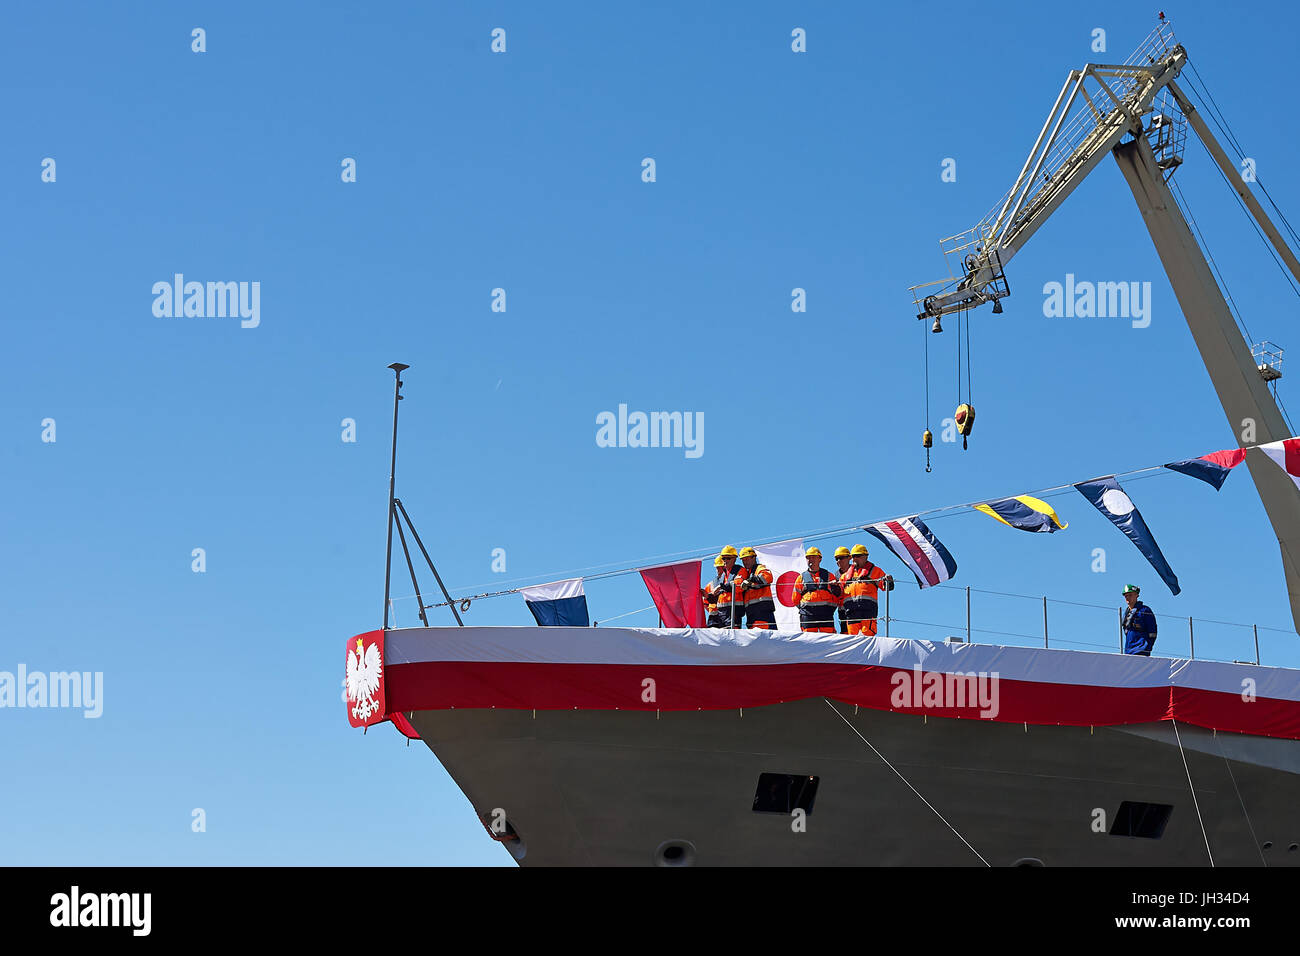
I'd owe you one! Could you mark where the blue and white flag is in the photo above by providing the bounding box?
[521,577,589,626]
[1074,477,1180,595]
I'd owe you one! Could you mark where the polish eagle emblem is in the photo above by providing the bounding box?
[346,637,383,721]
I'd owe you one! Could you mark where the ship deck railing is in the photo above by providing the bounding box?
[878,582,1296,668]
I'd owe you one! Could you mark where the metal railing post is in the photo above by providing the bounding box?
[1254,624,1260,665]
[966,586,971,643]
[885,586,891,638]
[1043,596,1049,648]
[1189,617,1195,660]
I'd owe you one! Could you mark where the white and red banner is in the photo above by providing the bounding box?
[347,625,1300,741]
[755,538,806,630]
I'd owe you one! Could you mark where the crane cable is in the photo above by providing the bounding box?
[1192,132,1300,301]
[1178,64,1300,299]
[1168,178,1295,434]
[965,305,974,405]
[1169,177,1255,342]
[955,309,962,403]
[952,306,974,449]
[922,318,933,472]
[924,320,931,426]
[954,306,974,406]
[1170,61,1300,434]
[1186,60,1300,252]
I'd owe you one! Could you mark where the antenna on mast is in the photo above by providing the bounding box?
[382,363,409,630]
[379,363,465,630]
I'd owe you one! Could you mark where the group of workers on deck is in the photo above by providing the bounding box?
[701,545,895,635]
[701,546,1161,657]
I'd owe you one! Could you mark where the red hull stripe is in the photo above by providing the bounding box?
[383,660,1300,740]
[353,627,1300,740]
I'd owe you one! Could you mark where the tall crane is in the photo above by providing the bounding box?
[909,19,1300,633]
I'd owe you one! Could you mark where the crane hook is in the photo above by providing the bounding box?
[954,404,975,450]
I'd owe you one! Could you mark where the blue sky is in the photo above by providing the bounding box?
[4,1,1300,865]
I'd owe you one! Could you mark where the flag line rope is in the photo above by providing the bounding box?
[408,439,1291,613]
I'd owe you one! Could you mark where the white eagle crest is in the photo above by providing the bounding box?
[346,638,383,721]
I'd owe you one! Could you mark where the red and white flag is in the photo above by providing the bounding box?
[755,539,805,631]
[1260,437,1300,491]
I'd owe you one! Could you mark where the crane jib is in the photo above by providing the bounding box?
[907,19,1300,633]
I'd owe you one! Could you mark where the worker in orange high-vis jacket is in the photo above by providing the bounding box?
[792,547,842,633]
[832,546,852,633]
[735,547,777,629]
[701,556,728,629]
[840,544,894,636]
[714,546,745,628]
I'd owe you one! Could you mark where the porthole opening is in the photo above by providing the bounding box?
[655,840,696,867]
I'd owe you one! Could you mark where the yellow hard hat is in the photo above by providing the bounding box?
[713,556,725,567]
[739,546,757,559]
[720,545,738,557]
[833,546,850,558]
[850,544,869,556]
[805,546,822,558]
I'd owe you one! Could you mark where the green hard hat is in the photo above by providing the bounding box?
[1122,584,1140,595]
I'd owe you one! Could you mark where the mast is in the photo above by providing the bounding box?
[378,364,466,629]
[382,362,409,630]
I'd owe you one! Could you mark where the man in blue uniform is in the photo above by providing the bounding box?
[1121,584,1158,656]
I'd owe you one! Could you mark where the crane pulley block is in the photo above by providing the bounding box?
[955,404,975,449]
